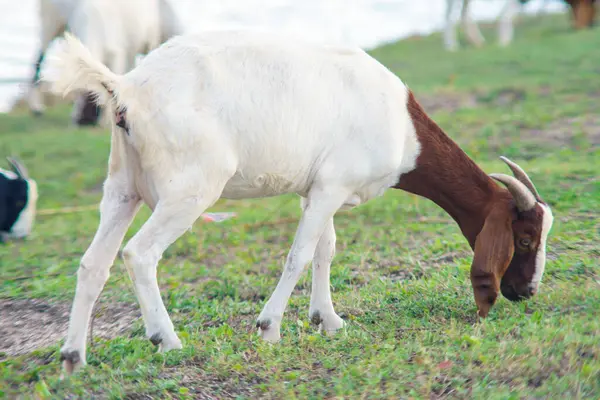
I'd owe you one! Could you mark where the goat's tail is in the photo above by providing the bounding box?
[42,32,122,108]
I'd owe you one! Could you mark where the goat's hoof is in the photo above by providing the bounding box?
[59,349,84,378]
[151,333,182,353]
[159,340,183,353]
[310,311,323,326]
[256,318,271,331]
[149,333,162,347]
[256,318,281,343]
[310,310,345,335]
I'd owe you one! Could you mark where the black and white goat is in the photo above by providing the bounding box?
[0,158,38,242]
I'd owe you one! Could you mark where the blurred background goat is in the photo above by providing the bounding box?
[25,0,184,126]
[444,0,596,50]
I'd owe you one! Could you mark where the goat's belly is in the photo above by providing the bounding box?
[220,171,309,200]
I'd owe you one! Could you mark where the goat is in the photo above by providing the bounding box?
[0,158,38,242]
[444,0,531,51]
[26,0,184,126]
[43,31,554,375]
[566,0,597,28]
[444,0,596,51]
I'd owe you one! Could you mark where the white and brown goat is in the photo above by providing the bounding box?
[43,31,554,375]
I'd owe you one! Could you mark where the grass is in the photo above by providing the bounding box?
[1,12,599,399]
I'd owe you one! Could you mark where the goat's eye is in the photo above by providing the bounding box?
[519,238,531,247]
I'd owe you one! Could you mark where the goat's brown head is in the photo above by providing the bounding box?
[470,157,554,317]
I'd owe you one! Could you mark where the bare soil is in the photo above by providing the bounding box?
[0,297,140,357]
[526,114,600,146]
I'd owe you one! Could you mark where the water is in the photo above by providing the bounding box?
[0,0,565,112]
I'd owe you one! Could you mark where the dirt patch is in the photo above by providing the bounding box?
[417,91,478,114]
[417,87,529,115]
[525,114,600,147]
[0,298,140,357]
[158,363,261,399]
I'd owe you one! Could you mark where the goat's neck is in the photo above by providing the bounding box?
[394,91,504,249]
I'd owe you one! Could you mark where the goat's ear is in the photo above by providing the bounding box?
[470,208,514,318]
[6,157,28,180]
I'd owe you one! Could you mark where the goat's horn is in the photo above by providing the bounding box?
[490,173,536,212]
[6,157,28,180]
[499,156,541,201]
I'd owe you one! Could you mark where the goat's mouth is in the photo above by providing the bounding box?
[500,283,535,302]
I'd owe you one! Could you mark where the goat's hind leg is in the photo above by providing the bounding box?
[300,198,344,335]
[121,185,226,353]
[61,178,141,375]
[498,0,519,46]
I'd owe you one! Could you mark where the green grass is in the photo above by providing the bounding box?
[1,13,599,399]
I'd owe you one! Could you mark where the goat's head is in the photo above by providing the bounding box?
[470,157,553,317]
[0,157,38,242]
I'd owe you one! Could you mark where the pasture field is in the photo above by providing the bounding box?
[0,13,599,399]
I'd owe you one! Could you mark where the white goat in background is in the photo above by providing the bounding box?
[444,0,538,50]
[26,0,184,125]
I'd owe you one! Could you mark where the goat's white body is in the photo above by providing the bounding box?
[44,31,421,370]
[119,33,419,208]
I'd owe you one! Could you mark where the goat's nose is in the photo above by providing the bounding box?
[501,284,524,302]
[528,287,537,296]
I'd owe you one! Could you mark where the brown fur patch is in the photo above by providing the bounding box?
[395,91,502,248]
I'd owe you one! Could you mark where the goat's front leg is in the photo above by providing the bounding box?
[27,0,65,116]
[257,189,348,342]
[444,0,460,51]
[61,179,141,375]
[299,198,344,335]
[498,0,519,46]
[461,0,485,47]
[121,193,219,352]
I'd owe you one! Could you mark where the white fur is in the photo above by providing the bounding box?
[26,0,184,118]
[530,202,554,291]
[43,31,421,370]
[444,0,524,51]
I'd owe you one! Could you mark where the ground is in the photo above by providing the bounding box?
[0,13,598,399]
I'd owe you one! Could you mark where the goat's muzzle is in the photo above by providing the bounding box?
[500,282,535,302]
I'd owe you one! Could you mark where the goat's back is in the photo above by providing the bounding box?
[121,31,420,200]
